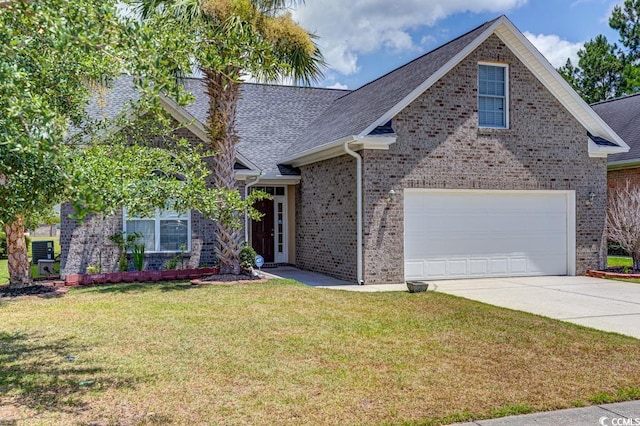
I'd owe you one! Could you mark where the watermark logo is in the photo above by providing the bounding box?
[599,416,640,426]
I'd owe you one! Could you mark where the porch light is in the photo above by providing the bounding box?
[586,191,596,207]
[388,189,397,203]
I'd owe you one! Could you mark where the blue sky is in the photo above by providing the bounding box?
[290,0,622,90]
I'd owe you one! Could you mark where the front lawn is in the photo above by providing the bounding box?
[1,280,640,425]
[608,256,633,267]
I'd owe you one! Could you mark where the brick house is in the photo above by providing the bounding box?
[61,15,628,284]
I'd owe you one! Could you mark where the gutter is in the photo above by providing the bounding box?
[244,172,264,244]
[343,141,364,285]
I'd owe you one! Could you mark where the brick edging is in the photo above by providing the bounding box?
[586,269,640,279]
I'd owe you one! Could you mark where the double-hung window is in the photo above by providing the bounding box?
[124,208,191,252]
[478,63,508,128]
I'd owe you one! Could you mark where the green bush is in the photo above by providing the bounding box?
[240,243,257,270]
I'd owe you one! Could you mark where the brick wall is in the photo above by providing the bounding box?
[608,167,640,192]
[60,204,218,275]
[360,34,607,283]
[296,155,358,281]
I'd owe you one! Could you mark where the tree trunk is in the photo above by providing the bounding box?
[204,68,243,275]
[5,217,32,288]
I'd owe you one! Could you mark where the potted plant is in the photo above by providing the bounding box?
[406,281,429,293]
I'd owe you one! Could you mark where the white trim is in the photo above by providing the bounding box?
[493,19,629,154]
[358,18,504,138]
[354,16,627,155]
[274,193,288,263]
[249,176,301,185]
[403,188,576,277]
[588,138,622,158]
[247,185,289,264]
[235,170,262,181]
[280,135,355,166]
[477,61,509,129]
[344,142,364,285]
[283,135,396,167]
[122,207,192,253]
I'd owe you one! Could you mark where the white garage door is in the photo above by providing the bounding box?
[404,190,574,280]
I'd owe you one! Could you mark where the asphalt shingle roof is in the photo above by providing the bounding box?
[285,18,499,158]
[591,94,640,163]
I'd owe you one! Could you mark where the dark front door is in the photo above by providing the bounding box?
[252,198,274,262]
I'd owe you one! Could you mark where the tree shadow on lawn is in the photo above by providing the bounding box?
[0,331,140,418]
[78,281,195,295]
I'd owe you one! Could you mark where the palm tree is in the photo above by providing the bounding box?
[135,0,324,274]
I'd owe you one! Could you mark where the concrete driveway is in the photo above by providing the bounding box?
[431,276,640,339]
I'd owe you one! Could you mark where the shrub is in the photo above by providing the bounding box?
[240,243,257,270]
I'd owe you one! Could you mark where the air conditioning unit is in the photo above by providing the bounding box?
[32,240,54,265]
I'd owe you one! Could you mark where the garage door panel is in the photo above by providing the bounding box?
[404,190,570,280]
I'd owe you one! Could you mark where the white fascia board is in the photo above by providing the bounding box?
[588,138,628,158]
[282,135,396,167]
[358,18,505,137]
[251,176,301,185]
[158,95,261,172]
[352,134,397,150]
[234,170,261,181]
[493,19,630,153]
[280,135,355,167]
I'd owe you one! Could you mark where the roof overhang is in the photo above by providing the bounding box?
[158,95,261,172]
[281,134,397,168]
[357,16,629,156]
[607,159,640,170]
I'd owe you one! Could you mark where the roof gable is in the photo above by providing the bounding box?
[591,94,640,166]
[282,15,628,165]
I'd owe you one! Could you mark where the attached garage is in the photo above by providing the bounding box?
[404,189,576,280]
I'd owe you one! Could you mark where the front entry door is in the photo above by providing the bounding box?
[252,198,275,262]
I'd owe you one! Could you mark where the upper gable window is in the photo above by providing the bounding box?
[478,63,508,128]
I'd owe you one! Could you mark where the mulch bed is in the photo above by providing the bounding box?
[0,273,269,299]
[0,284,67,299]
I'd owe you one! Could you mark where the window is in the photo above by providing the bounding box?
[124,208,190,252]
[478,63,508,128]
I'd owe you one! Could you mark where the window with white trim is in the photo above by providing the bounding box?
[478,63,508,128]
[124,208,191,252]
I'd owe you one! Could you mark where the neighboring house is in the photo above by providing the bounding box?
[591,94,640,191]
[61,15,628,284]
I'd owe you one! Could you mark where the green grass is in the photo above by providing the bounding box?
[608,256,633,268]
[1,280,640,425]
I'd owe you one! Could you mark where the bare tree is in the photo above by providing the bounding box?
[607,180,640,269]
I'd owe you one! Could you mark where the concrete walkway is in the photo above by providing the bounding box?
[454,400,640,426]
[263,266,408,291]
[431,276,640,339]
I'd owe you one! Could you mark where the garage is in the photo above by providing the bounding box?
[404,189,575,280]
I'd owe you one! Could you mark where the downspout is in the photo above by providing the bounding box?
[244,173,263,244]
[343,141,364,285]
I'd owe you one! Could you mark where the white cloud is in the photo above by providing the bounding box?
[292,0,527,75]
[524,32,584,68]
[327,82,348,90]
